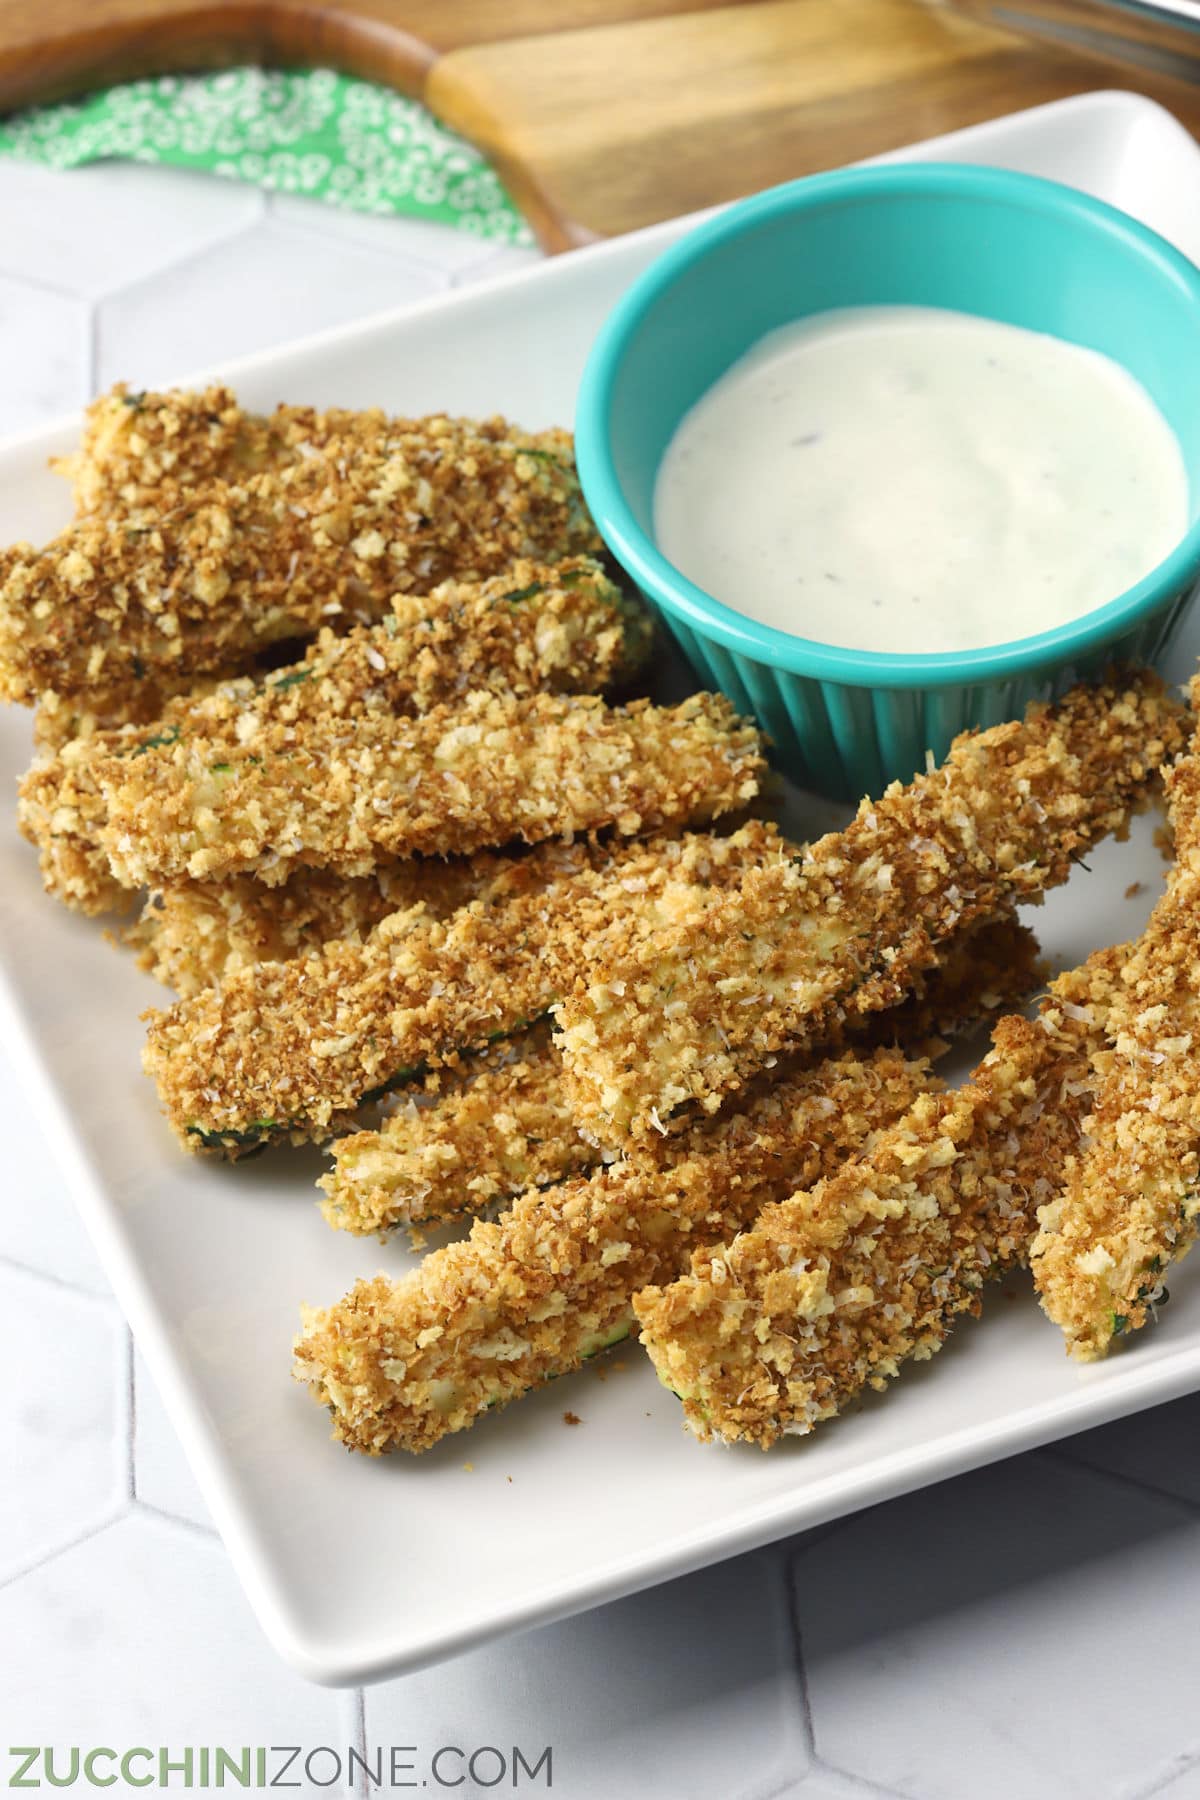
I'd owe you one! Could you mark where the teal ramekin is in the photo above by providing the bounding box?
[575,163,1200,800]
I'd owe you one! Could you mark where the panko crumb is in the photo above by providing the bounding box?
[556,674,1184,1143]
[18,558,657,909]
[633,954,1117,1447]
[60,382,579,519]
[4,408,600,704]
[319,911,1040,1237]
[1032,726,1200,1358]
[95,689,762,890]
[291,1046,933,1453]
[128,854,500,996]
[146,824,782,1154]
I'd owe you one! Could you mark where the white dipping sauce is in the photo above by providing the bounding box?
[653,306,1189,653]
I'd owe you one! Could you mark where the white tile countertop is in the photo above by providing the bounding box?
[3,152,1200,1800]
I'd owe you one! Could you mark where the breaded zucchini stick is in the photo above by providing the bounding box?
[97,689,762,889]
[293,1047,935,1453]
[144,824,784,1154]
[115,555,646,732]
[129,855,504,997]
[57,383,575,519]
[1031,897,1200,1359]
[1031,735,1200,1357]
[632,954,1118,1447]
[18,558,653,912]
[1,417,598,704]
[320,1024,592,1236]
[32,675,214,754]
[321,913,1042,1237]
[556,675,1182,1143]
[18,731,136,915]
[32,550,645,749]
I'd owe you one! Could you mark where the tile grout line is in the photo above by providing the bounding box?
[85,185,271,307]
[814,1761,921,1800]
[0,1247,115,1303]
[0,259,88,303]
[0,1505,128,1595]
[756,1759,917,1800]
[260,200,469,285]
[1035,1441,1200,1519]
[89,211,276,319]
[85,294,99,399]
[352,1689,368,1800]
[132,1497,220,1541]
[1127,1747,1200,1800]
[124,1328,137,1504]
[449,246,541,289]
[782,1555,916,1800]
[782,1555,818,1765]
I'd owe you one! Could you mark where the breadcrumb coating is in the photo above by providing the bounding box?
[320,913,1042,1237]
[144,823,785,1154]
[632,954,1116,1447]
[556,675,1182,1143]
[32,675,212,753]
[96,689,762,889]
[18,731,135,915]
[18,558,653,912]
[293,1047,935,1453]
[57,382,574,519]
[2,414,599,703]
[1032,731,1200,1357]
[320,1024,592,1235]
[115,554,646,734]
[129,855,504,996]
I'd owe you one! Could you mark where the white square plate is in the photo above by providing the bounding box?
[3,90,1200,1686]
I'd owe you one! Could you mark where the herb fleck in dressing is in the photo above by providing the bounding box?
[653,306,1189,654]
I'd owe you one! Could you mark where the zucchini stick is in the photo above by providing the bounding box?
[144,823,784,1154]
[555,675,1183,1143]
[57,382,577,519]
[18,732,135,916]
[632,952,1118,1447]
[1032,729,1200,1357]
[320,913,1042,1237]
[293,1046,935,1454]
[97,689,762,889]
[129,855,506,997]
[1,415,598,704]
[32,674,216,755]
[320,1023,594,1236]
[17,557,653,913]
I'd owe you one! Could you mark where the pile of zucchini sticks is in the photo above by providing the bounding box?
[4,381,1196,1459]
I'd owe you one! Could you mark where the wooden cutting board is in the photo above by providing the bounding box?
[4,0,1200,250]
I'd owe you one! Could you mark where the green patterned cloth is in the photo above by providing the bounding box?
[0,67,533,246]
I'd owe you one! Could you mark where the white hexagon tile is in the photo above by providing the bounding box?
[94,218,445,392]
[132,1351,214,1533]
[793,1455,1200,1800]
[0,160,262,299]
[4,148,1200,1800]
[0,1038,110,1294]
[266,191,539,281]
[364,1547,810,1800]
[1054,1388,1200,1510]
[0,1511,356,1750]
[0,1261,125,1583]
[0,273,88,436]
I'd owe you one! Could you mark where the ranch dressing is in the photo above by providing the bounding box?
[653,306,1188,654]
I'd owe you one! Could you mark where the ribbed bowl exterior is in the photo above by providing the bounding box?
[644,578,1199,802]
[576,165,1200,803]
